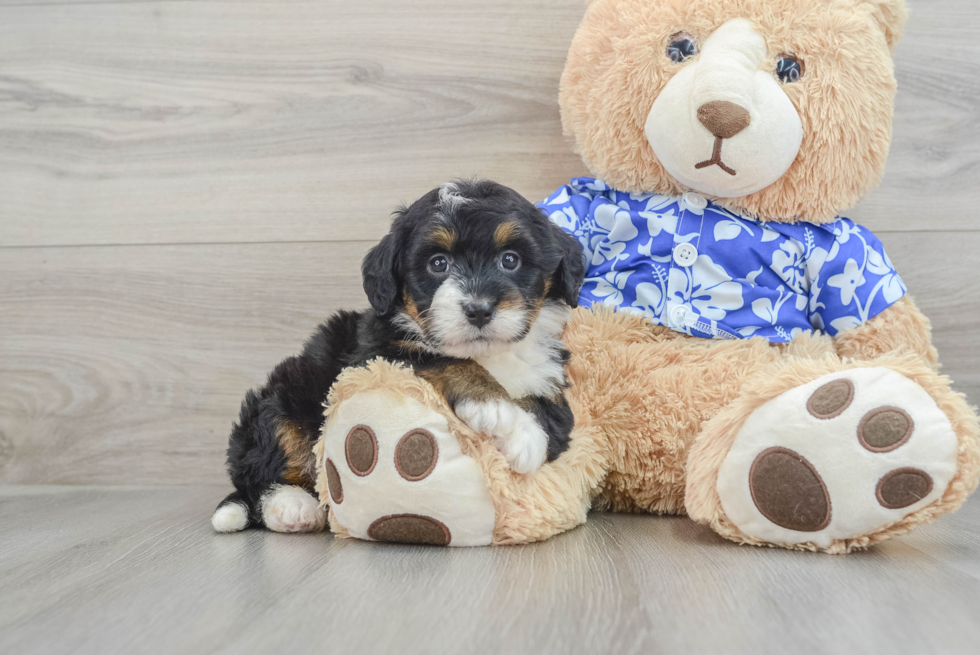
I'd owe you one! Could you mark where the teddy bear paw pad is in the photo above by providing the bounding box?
[322,390,495,547]
[716,368,958,548]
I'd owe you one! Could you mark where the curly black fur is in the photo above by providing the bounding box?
[216,180,585,529]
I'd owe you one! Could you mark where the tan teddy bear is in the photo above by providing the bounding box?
[313,0,980,553]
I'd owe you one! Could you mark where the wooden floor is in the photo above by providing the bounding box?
[0,486,978,655]
[1,0,979,652]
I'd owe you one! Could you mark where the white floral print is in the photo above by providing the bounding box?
[669,255,744,321]
[590,270,633,307]
[588,203,639,266]
[827,259,866,306]
[539,178,906,342]
[770,239,807,293]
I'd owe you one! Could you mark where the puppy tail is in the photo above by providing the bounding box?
[211,490,251,533]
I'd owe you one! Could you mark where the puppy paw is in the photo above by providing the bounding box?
[211,501,249,533]
[260,485,326,533]
[455,399,548,474]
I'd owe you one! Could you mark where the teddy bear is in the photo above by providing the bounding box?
[312,0,980,553]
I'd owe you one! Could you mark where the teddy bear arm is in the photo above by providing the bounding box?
[316,359,605,546]
[832,296,939,369]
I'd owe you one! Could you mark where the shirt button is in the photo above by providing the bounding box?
[683,192,708,211]
[673,242,698,267]
[670,305,690,327]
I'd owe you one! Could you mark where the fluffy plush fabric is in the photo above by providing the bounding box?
[560,0,907,222]
[315,357,606,545]
[314,0,980,553]
[685,351,980,553]
[318,304,980,552]
[833,296,940,369]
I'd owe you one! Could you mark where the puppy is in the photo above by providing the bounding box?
[211,180,586,533]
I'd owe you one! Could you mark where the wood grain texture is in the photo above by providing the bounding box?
[0,0,977,249]
[0,0,586,248]
[0,1,977,651]
[1,233,977,486]
[0,485,978,655]
[0,241,372,484]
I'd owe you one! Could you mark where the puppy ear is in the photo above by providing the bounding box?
[361,231,401,317]
[549,223,586,308]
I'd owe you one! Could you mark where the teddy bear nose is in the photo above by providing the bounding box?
[697,101,751,139]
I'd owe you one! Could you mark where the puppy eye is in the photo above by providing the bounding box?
[667,33,698,63]
[776,55,804,83]
[500,251,521,272]
[428,254,450,274]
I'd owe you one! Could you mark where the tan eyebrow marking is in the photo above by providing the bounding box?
[493,221,519,247]
[428,226,456,251]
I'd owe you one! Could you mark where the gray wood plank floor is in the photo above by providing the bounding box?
[0,0,978,247]
[1,232,977,486]
[1,486,979,655]
[1,0,978,487]
[1,0,978,482]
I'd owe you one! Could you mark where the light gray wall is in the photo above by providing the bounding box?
[1,0,976,485]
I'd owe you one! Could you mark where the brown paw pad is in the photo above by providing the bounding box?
[395,429,439,481]
[345,425,378,476]
[858,407,914,453]
[877,468,934,510]
[749,447,831,532]
[325,458,343,504]
[367,514,451,546]
[806,379,854,419]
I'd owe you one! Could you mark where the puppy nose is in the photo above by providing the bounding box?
[697,100,751,139]
[463,301,495,328]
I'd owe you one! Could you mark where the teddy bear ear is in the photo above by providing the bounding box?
[859,0,909,50]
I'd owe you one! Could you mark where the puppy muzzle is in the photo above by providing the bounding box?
[427,278,529,357]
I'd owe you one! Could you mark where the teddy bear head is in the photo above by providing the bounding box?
[560,0,907,223]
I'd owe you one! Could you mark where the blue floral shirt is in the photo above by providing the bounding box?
[538,178,906,343]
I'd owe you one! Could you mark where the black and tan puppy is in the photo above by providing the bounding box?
[211,180,586,533]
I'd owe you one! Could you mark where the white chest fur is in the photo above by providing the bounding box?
[475,303,570,399]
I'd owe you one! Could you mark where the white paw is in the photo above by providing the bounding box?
[717,368,958,548]
[211,501,249,533]
[260,485,326,533]
[455,399,548,474]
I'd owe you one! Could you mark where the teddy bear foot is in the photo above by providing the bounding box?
[319,389,496,547]
[715,368,959,550]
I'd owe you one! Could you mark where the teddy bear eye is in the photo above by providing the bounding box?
[667,33,698,63]
[776,55,804,83]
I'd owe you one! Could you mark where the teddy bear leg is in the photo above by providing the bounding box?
[685,354,980,553]
[314,360,605,546]
[317,385,497,547]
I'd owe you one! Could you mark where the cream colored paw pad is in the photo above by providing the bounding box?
[322,390,495,547]
[718,368,958,548]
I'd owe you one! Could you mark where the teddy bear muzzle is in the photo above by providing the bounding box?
[645,18,803,199]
